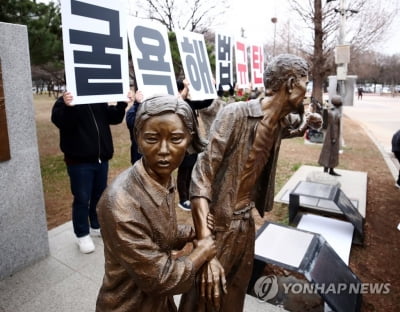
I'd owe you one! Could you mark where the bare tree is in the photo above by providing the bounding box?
[349,48,400,94]
[132,0,227,32]
[379,55,400,90]
[287,0,398,102]
[349,50,381,85]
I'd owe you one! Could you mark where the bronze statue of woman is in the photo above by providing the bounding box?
[318,95,342,176]
[96,94,216,312]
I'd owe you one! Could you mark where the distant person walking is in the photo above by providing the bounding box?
[391,129,400,188]
[358,87,363,100]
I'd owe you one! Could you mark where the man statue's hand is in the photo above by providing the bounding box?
[200,257,227,311]
[207,212,215,232]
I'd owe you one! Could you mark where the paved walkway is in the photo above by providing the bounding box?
[0,221,286,312]
[343,94,400,179]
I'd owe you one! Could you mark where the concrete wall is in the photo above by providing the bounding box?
[0,22,49,280]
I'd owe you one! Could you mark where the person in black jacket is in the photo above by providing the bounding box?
[51,91,129,253]
[176,79,213,211]
[391,129,400,188]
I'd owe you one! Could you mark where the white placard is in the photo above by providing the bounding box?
[249,43,264,88]
[255,223,314,268]
[297,214,354,264]
[127,17,177,98]
[61,0,129,105]
[215,33,234,90]
[175,30,217,100]
[337,63,348,80]
[235,39,249,89]
[335,45,350,64]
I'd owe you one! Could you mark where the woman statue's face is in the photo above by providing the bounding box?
[138,113,191,186]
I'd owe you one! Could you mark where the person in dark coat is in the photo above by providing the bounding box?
[318,95,342,176]
[391,129,400,188]
[51,91,129,253]
[176,79,213,211]
[357,87,363,100]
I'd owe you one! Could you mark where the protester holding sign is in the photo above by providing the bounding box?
[176,79,213,211]
[51,92,130,254]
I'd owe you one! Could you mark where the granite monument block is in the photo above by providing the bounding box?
[0,22,49,280]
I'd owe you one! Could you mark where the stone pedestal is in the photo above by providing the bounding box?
[0,22,49,280]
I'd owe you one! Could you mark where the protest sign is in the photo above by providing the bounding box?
[235,39,249,89]
[60,0,129,105]
[250,43,264,88]
[175,30,216,100]
[127,18,177,97]
[215,33,233,90]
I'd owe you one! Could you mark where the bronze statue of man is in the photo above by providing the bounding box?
[179,54,322,312]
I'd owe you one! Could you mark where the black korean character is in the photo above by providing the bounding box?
[134,26,174,95]
[180,36,213,94]
[70,0,123,96]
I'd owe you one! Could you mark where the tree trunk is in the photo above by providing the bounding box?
[312,0,324,103]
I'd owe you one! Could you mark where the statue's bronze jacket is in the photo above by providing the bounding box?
[96,159,194,312]
[191,99,303,231]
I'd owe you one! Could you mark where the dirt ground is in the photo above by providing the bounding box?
[35,95,399,311]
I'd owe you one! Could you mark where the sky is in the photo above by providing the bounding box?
[380,14,400,55]
[213,0,288,45]
[214,0,400,56]
[38,0,400,55]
